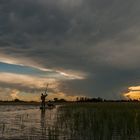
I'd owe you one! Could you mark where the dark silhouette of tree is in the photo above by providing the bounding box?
[53,98,66,102]
[54,98,58,102]
[14,98,21,102]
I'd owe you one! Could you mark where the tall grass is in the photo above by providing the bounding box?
[1,103,140,140]
[54,102,140,140]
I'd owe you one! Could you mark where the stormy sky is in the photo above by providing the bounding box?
[0,0,140,100]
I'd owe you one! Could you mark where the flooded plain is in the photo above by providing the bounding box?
[0,105,59,140]
[0,103,140,140]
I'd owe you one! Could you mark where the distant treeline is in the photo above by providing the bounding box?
[0,99,39,104]
[0,97,139,103]
[76,97,140,102]
[0,98,67,103]
[76,97,103,102]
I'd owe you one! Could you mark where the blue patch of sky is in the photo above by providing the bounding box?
[0,62,56,77]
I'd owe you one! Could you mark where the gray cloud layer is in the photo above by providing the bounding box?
[0,0,140,99]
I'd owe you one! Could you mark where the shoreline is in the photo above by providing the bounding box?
[0,101,140,106]
[0,102,40,105]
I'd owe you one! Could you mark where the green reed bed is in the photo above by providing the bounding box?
[54,102,140,140]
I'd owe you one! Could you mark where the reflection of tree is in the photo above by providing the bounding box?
[40,110,47,139]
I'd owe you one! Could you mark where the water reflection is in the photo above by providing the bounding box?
[0,105,59,140]
[40,109,46,139]
[1,104,140,140]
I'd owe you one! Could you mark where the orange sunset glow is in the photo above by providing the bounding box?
[123,86,140,100]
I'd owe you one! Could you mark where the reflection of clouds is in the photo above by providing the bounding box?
[40,110,46,138]
[40,106,59,139]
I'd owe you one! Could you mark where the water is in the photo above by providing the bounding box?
[0,105,59,140]
[0,103,140,140]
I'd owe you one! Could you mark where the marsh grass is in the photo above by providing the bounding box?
[1,103,140,140]
[54,102,140,140]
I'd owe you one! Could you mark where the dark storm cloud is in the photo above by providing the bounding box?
[0,0,140,99]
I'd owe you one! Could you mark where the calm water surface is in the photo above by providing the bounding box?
[0,105,59,140]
